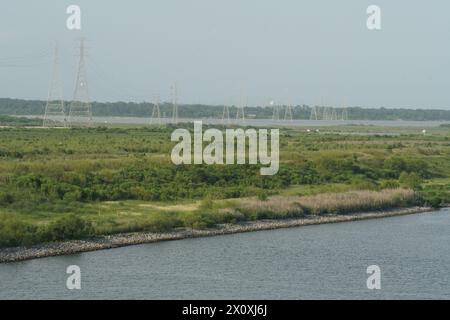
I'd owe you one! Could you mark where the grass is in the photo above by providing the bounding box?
[237,189,417,218]
[280,183,362,197]
[0,188,420,247]
[0,123,449,247]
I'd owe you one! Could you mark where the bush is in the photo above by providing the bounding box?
[427,196,442,208]
[379,179,400,189]
[399,172,422,190]
[41,214,94,242]
[63,190,83,202]
[199,197,214,210]
[0,215,37,247]
[0,193,15,205]
[257,192,269,201]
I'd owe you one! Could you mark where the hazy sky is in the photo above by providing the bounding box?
[0,0,449,108]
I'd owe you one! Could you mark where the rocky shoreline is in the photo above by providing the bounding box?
[0,206,433,263]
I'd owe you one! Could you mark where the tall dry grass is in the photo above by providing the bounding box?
[237,188,417,219]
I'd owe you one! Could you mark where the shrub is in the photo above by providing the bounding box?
[199,197,214,210]
[0,193,15,205]
[0,215,37,247]
[427,196,442,208]
[399,172,422,190]
[63,190,83,202]
[257,192,269,201]
[41,214,94,242]
[379,179,400,189]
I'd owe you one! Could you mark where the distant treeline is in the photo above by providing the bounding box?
[1,98,450,121]
[0,115,41,126]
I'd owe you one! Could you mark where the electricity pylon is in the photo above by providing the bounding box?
[323,107,333,120]
[222,103,230,124]
[151,94,161,125]
[43,43,66,127]
[309,105,319,120]
[171,83,178,124]
[341,108,349,120]
[284,103,293,121]
[236,92,245,124]
[331,108,338,120]
[271,100,280,121]
[68,38,92,127]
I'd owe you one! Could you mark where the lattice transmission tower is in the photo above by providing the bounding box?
[222,103,230,124]
[235,92,245,124]
[323,106,334,120]
[271,100,280,121]
[68,38,92,127]
[340,99,349,121]
[341,108,349,120]
[309,105,319,120]
[331,108,338,120]
[43,44,66,127]
[171,83,178,124]
[284,102,293,121]
[151,94,161,125]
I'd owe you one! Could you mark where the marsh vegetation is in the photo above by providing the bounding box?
[0,124,449,247]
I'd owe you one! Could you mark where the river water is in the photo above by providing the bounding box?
[22,115,450,127]
[87,117,450,128]
[0,209,449,299]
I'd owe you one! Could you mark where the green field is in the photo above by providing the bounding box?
[1,123,449,247]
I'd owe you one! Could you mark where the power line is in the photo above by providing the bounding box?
[0,48,51,68]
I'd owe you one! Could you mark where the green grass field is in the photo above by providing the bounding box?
[1,123,449,247]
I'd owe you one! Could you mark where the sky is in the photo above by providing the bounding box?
[0,0,449,108]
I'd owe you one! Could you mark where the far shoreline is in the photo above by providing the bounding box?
[0,206,438,264]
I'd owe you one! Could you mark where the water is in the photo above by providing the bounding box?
[23,115,450,127]
[1,209,449,299]
[89,117,450,128]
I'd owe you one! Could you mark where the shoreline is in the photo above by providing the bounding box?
[0,206,435,263]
